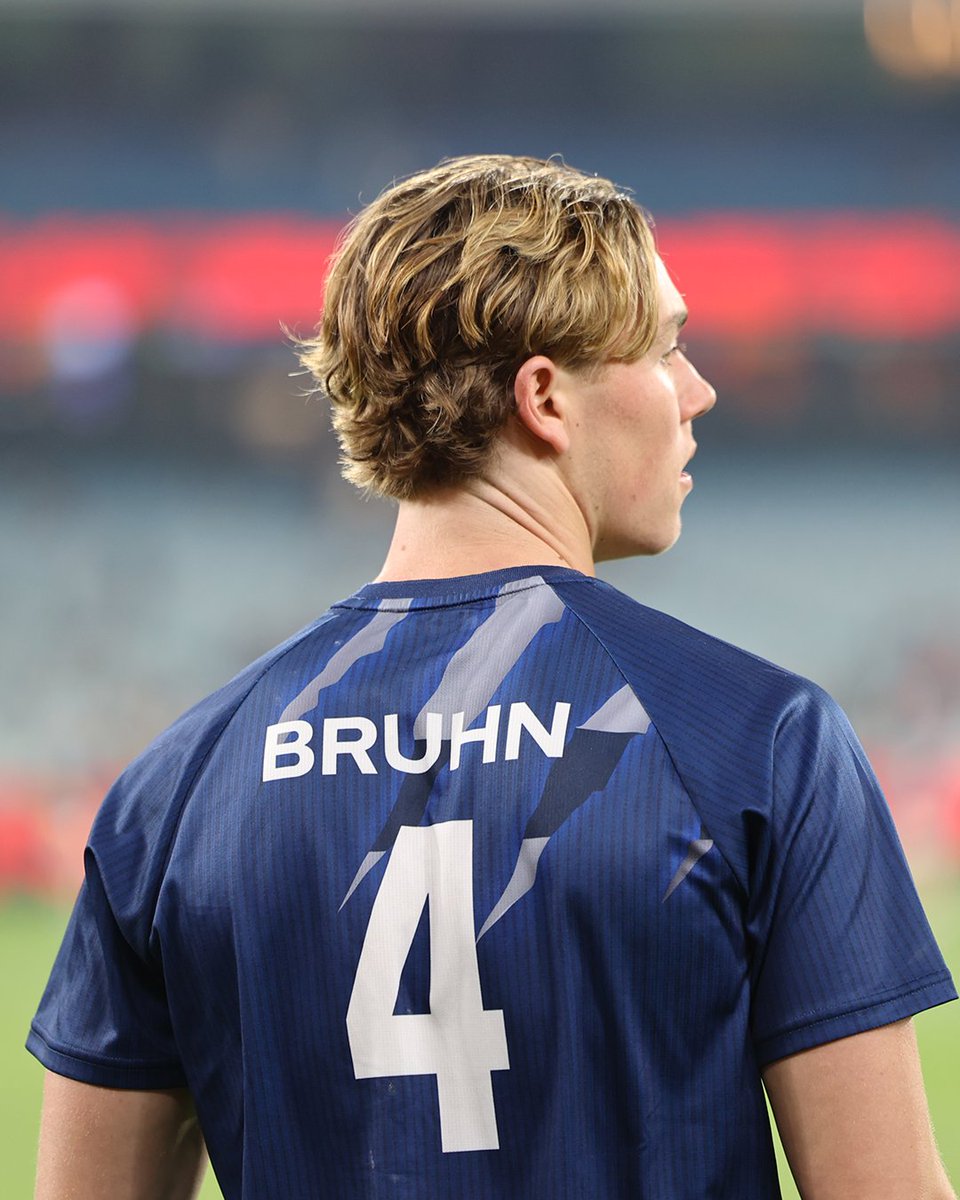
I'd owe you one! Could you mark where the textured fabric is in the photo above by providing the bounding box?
[28,566,956,1198]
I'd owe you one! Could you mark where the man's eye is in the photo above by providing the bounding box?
[662,341,687,363]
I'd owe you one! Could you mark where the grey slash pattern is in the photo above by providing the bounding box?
[414,579,564,738]
[662,828,715,902]
[341,579,565,909]
[279,600,411,724]
[477,683,650,938]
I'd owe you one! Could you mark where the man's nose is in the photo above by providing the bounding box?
[685,360,717,419]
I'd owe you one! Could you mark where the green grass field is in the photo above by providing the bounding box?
[3,883,958,1198]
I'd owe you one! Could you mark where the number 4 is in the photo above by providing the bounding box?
[346,820,510,1153]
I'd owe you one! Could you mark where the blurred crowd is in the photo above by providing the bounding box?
[2,5,959,897]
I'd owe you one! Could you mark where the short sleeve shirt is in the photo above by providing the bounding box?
[28,567,957,1198]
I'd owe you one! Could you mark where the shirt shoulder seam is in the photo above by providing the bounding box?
[153,622,332,913]
[549,579,746,900]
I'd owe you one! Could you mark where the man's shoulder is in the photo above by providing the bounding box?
[142,614,336,762]
[552,571,823,717]
[552,573,853,888]
[93,609,347,830]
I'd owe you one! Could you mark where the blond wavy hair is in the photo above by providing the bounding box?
[295,154,659,499]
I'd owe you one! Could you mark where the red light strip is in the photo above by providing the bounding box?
[658,214,960,338]
[1,213,958,341]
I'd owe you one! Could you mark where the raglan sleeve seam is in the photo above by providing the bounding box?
[549,579,748,901]
[152,622,332,892]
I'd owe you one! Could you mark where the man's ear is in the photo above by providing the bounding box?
[513,356,572,455]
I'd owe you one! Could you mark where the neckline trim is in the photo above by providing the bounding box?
[335,565,591,608]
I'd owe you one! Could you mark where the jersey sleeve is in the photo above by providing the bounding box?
[748,686,957,1065]
[24,716,207,1089]
[25,620,323,1088]
[26,843,187,1089]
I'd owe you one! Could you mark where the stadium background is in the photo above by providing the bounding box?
[1,0,958,1193]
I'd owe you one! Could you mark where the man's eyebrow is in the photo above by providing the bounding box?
[662,309,688,334]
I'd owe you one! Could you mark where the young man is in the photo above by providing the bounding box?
[30,155,956,1198]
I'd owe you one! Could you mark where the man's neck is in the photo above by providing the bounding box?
[374,475,596,583]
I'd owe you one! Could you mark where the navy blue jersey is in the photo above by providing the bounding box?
[29,566,956,1198]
